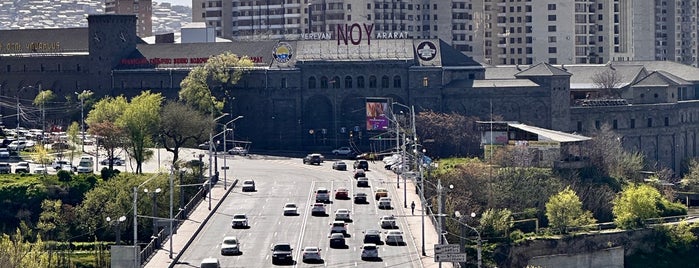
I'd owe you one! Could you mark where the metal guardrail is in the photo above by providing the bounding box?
[139,182,209,265]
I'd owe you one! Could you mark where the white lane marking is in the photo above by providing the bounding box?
[293,180,315,268]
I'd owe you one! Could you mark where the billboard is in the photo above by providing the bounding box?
[366,98,390,131]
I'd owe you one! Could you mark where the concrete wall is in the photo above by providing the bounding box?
[528,246,624,268]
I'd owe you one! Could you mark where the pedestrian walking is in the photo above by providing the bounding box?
[410,201,415,215]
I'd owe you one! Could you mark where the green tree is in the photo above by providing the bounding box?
[159,101,213,167]
[479,208,513,237]
[86,96,129,172]
[0,228,51,267]
[32,90,55,139]
[613,184,662,229]
[89,122,126,172]
[30,144,53,171]
[63,121,80,160]
[117,91,163,174]
[680,159,699,192]
[37,199,68,241]
[545,187,596,234]
[179,51,253,115]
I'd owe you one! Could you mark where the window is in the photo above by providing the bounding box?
[548,47,557,53]
[393,75,401,88]
[281,78,287,88]
[595,120,600,130]
[357,76,365,88]
[369,76,377,88]
[548,25,556,32]
[344,76,352,88]
[613,119,618,129]
[308,77,317,89]
[320,76,328,88]
[381,76,389,88]
[630,118,635,129]
[647,118,652,127]
[665,117,669,126]
[548,36,556,43]
[332,76,340,88]
[577,121,582,132]
[548,15,556,21]
[548,4,556,10]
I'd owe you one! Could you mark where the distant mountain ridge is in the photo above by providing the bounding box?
[0,0,191,36]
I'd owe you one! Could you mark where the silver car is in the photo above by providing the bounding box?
[231,214,249,228]
[360,243,379,260]
[283,203,298,216]
[385,230,404,245]
[220,236,240,255]
[301,246,322,262]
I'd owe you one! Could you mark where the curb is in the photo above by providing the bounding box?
[167,179,238,268]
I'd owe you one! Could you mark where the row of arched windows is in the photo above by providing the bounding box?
[308,75,402,89]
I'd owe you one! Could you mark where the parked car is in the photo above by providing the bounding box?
[328,232,346,248]
[332,147,353,156]
[76,156,94,174]
[100,156,124,166]
[301,246,322,263]
[0,148,9,158]
[15,161,30,173]
[231,214,249,228]
[228,146,248,156]
[354,159,369,171]
[52,159,70,170]
[354,192,368,204]
[385,230,404,245]
[33,166,48,174]
[303,153,323,165]
[51,142,70,150]
[220,236,240,255]
[332,161,347,170]
[283,203,298,216]
[360,244,380,260]
[241,179,256,192]
[7,140,26,151]
[0,162,11,174]
[311,203,326,216]
[270,243,293,265]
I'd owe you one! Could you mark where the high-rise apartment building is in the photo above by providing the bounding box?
[105,0,153,36]
[192,0,697,67]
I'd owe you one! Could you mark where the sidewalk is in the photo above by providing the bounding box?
[387,173,453,268]
[144,180,235,268]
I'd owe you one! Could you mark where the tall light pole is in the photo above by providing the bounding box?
[209,113,229,210]
[455,211,482,268]
[75,90,91,152]
[106,216,126,245]
[222,116,244,190]
[144,188,162,238]
[16,85,35,136]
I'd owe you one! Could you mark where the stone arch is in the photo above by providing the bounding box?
[303,94,333,137]
[339,94,366,134]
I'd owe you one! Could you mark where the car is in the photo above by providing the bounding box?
[220,236,240,255]
[7,140,26,151]
[50,142,70,150]
[311,203,326,216]
[362,229,382,244]
[374,188,388,200]
[301,246,322,263]
[385,230,404,245]
[200,257,220,268]
[315,187,330,203]
[76,156,94,174]
[0,148,9,158]
[353,168,366,179]
[303,153,322,165]
[241,179,256,192]
[332,161,347,170]
[379,215,397,229]
[360,243,380,260]
[354,192,368,204]
[0,162,11,174]
[332,147,353,156]
[354,159,369,171]
[15,161,30,173]
[60,164,75,173]
[228,146,248,155]
[33,166,48,174]
[231,214,249,228]
[357,177,369,187]
[378,197,392,209]
[283,203,298,216]
[52,160,70,170]
[270,243,293,265]
[198,141,222,151]
[334,208,351,221]
[334,187,349,199]
[329,220,347,235]
[99,156,123,166]
[328,232,346,248]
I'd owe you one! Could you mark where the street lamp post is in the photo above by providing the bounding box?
[74,90,91,152]
[208,113,229,210]
[455,211,482,268]
[144,188,162,238]
[16,85,36,137]
[419,148,427,256]
[106,216,126,245]
[221,116,244,190]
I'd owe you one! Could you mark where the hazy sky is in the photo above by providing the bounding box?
[159,0,191,7]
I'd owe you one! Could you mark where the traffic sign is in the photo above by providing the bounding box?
[435,253,467,262]
[221,166,229,170]
[434,244,460,254]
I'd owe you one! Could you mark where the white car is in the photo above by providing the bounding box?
[385,230,404,245]
[241,180,255,192]
[228,146,248,155]
[220,236,240,255]
[0,148,9,158]
[301,246,322,262]
[334,208,351,221]
[332,147,353,156]
[311,203,326,216]
[33,166,48,174]
[52,160,70,170]
[8,140,26,151]
[76,156,94,174]
[360,243,379,260]
[379,215,397,229]
[283,203,298,216]
[378,197,392,209]
[231,214,249,228]
[330,221,347,235]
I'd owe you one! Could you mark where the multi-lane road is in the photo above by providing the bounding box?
[174,155,424,267]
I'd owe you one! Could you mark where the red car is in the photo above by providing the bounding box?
[335,187,349,199]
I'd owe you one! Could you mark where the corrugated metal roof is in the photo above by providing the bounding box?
[508,123,591,143]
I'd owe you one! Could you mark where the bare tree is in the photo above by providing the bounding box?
[592,68,622,98]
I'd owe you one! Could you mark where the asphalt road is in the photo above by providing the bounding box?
[174,155,423,267]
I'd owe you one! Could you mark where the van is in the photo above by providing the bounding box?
[199,257,220,268]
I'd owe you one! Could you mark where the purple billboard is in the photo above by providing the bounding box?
[366,98,390,131]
